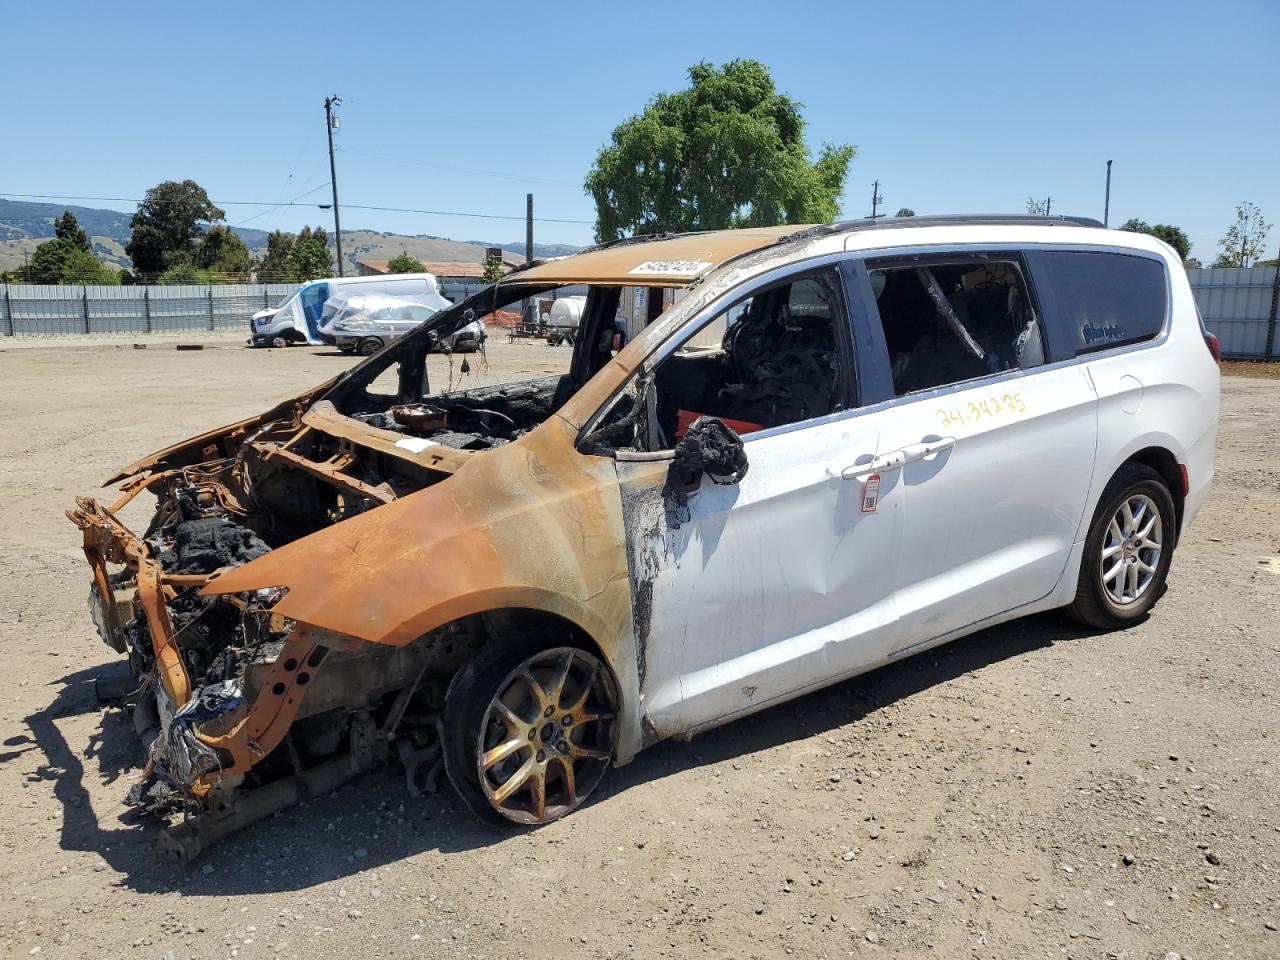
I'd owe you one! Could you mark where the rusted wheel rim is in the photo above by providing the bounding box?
[476,647,617,824]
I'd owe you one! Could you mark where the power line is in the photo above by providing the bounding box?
[335,146,580,189]
[0,192,594,224]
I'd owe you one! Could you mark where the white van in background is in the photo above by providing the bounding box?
[249,273,449,346]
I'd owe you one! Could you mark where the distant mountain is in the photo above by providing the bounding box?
[0,198,582,275]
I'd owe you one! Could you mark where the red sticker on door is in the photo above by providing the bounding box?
[861,473,881,513]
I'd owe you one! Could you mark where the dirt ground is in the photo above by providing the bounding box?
[0,335,1276,960]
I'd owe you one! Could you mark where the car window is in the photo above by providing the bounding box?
[1030,251,1167,356]
[609,267,852,451]
[866,256,1043,396]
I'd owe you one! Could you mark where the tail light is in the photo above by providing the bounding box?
[1204,332,1221,364]
[611,332,623,352]
[1178,463,1190,496]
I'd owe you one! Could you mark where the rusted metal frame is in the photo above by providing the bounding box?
[69,498,222,706]
[251,441,395,505]
[194,634,327,779]
[303,401,469,474]
[136,561,192,705]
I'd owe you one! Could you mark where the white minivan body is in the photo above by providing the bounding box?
[614,221,1219,738]
[250,273,448,346]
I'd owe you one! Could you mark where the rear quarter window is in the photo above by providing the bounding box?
[1030,251,1168,358]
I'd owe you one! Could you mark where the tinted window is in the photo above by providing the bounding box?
[1031,251,1167,356]
[866,257,1043,396]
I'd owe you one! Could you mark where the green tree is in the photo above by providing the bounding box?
[125,179,225,277]
[193,225,251,278]
[482,255,504,283]
[1026,197,1051,215]
[26,236,117,283]
[894,208,915,217]
[60,248,119,283]
[1213,201,1271,268]
[287,226,332,281]
[54,211,90,251]
[158,263,205,285]
[255,230,295,282]
[387,251,425,274]
[1118,218,1192,261]
[585,59,855,242]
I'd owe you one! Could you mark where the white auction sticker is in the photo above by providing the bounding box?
[628,260,713,277]
[861,473,881,513]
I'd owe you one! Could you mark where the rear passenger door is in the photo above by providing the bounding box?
[856,250,1099,653]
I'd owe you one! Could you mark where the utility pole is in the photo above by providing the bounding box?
[525,193,534,263]
[324,94,344,277]
[1045,196,1052,217]
[1103,160,1113,227]
[522,193,534,330]
[869,181,884,219]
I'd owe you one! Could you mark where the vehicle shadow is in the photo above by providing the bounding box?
[20,611,1099,895]
[605,611,1099,799]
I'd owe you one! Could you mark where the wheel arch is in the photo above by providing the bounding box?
[1118,445,1185,540]
[440,604,639,764]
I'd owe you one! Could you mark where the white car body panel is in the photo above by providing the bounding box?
[611,222,1218,745]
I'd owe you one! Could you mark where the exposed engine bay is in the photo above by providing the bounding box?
[67,279,611,860]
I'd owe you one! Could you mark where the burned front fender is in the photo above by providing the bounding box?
[199,415,644,755]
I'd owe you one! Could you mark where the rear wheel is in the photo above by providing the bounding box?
[1066,463,1176,628]
[357,337,384,356]
[443,646,618,825]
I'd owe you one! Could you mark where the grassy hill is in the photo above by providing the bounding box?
[0,198,582,277]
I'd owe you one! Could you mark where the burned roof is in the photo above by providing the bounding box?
[504,215,1103,287]
[506,225,808,286]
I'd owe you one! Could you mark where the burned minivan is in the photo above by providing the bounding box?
[70,216,1218,858]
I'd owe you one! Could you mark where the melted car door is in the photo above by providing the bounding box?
[615,265,904,739]
[617,413,903,739]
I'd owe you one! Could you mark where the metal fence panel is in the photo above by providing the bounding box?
[1186,266,1279,360]
[0,283,301,338]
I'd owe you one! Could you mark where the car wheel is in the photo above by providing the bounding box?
[357,337,383,356]
[442,646,618,825]
[1065,463,1176,629]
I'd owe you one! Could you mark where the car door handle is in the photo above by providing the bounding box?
[900,436,957,463]
[840,450,906,480]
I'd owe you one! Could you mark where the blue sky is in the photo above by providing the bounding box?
[4,0,1277,261]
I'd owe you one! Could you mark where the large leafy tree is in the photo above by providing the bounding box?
[387,251,425,274]
[193,225,251,277]
[1118,218,1192,261]
[1213,201,1271,268]
[125,180,225,277]
[255,230,295,282]
[585,59,854,242]
[288,226,332,281]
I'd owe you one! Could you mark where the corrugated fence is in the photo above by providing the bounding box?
[3,267,1279,358]
[0,284,300,337]
[1186,266,1280,360]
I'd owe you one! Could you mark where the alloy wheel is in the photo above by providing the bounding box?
[1099,493,1162,605]
[475,647,617,824]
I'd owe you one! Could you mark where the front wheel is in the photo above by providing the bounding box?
[1065,463,1176,629]
[443,646,618,825]
[357,337,384,356]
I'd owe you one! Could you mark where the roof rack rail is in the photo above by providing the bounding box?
[829,213,1105,231]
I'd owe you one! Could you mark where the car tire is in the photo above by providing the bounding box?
[1065,463,1177,629]
[442,645,618,826]
[357,337,383,356]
